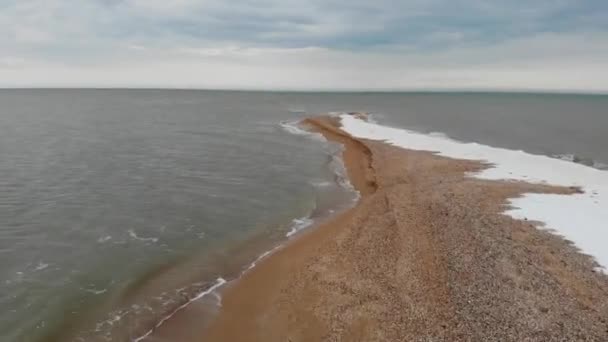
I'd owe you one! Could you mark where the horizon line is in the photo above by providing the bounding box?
[1,87,607,96]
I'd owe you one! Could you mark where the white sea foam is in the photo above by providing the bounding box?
[133,277,227,342]
[286,217,315,237]
[128,230,159,244]
[97,235,112,243]
[245,245,283,272]
[339,114,608,271]
[310,180,333,188]
[279,121,325,142]
[34,262,49,271]
[327,145,359,197]
[85,288,108,295]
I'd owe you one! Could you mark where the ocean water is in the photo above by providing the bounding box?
[273,92,608,169]
[1,90,607,341]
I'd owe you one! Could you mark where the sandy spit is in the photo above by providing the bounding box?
[197,115,608,342]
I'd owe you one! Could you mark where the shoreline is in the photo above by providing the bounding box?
[136,116,374,341]
[47,116,359,342]
[193,114,608,341]
[126,117,363,342]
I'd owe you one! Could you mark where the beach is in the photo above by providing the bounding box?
[193,114,608,341]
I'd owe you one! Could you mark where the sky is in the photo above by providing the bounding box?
[1,0,608,91]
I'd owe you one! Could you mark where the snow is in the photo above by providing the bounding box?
[339,114,608,271]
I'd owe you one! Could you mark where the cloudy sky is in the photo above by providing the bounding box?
[1,0,608,91]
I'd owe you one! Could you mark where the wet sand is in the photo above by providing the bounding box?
[192,115,608,341]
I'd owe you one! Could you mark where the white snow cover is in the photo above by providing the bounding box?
[339,114,608,271]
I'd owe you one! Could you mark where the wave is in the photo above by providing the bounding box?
[325,144,359,198]
[128,229,159,244]
[34,262,49,271]
[279,120,325,142]
[286,217,315,238]
[97,235,112,243]
[133,277,227,342]
[84,288,107,295]
[309,180,333,188]
[244,245,283,271]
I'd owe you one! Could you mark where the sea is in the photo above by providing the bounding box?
[1,90,607,341]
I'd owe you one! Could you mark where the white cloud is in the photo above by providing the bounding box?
[0,0,606,90]
[0,57,27,68]
[1,32,607,92]
[125,0,213,16]
[13,27,54,43]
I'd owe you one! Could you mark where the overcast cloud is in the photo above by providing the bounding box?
[1,0,607,90]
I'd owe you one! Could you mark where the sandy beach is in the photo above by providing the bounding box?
[164,114,608,341]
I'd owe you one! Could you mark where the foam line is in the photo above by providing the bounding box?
[133,277,226,342]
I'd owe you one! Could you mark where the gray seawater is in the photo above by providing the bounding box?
[274,91,608,168]
[1,90,607,341]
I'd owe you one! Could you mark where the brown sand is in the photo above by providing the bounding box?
[196,115,608,341]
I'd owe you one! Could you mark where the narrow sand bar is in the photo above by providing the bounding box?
[197,114,608,341]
